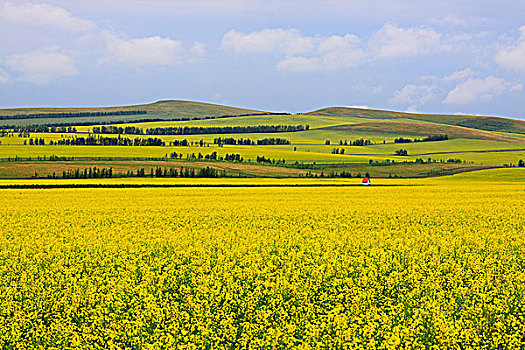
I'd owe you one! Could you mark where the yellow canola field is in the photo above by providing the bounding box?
[0,178,524,349]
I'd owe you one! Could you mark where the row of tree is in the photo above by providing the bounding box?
[93,124,309,135]
[25,136,166,146]
[2,113,292,131]
[134,166,223,178]
[169,139,208,147]
[54,167,113,179]
[26,138,46,145]
[394,134,449,144]
[46,166,224,179]
[170,151,244,163]
[179,152,285,165]
[41,137,209,147]
[336,139,373,146]
[9,126,77,134]
[215,137,255,145]
[214,137,291,146]
[303,171,371,178]
[1,110,146,121]
[368,157,468,166]
[256,156,286,165]
[92,126,143,134]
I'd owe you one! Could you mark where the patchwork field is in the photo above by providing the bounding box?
[1,100,525,180]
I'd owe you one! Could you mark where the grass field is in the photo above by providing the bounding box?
[1,100,525,178]
[0,159,495,179]
[0,169,524,348]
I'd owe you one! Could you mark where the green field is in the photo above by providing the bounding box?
[1,100,525,179]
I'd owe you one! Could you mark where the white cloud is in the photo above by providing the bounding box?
[101,33,186,66]
[389,84,436,110]
[6,47,78,85]
[318,34,360,52]
[223,29,365,72]
[277,34,366,72]
[276,56,320,72]
[443,68,476,82]
[371,23,449,58]
[495,26,525,72]
[0,2,96,33]
[221,29,315,55]
[444,76,522,105]
[391,70,522,109]
[189,42,206,57]
[316,34,366,70]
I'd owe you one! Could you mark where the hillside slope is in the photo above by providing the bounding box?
[308,107,525,135]
[0,100,266,126]
[324,121,525,143]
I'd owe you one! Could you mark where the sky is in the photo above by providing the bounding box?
[0,0,525,119]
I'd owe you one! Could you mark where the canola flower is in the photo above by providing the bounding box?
[0,181,524,349]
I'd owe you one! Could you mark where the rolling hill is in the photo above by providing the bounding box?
[0,100,267,126]
[1,100,525,179]
[307,107,525,135]
[322,121,525,143]
[3,101,525,137]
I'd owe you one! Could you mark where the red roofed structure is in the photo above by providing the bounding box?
[362,177,371,186]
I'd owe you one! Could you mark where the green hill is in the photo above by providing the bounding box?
[0,100,266,126]
[307,107,525,135]
[323,121,525,143]
[2,101,525,179]
[136,100,265,118]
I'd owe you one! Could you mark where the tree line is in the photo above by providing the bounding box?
[168,150,285,165]
[92,124,309,135]
[256,156,286,165]
[213,137,291,145]
[56,167,113,179]
[0,110,146,121]
[394,135,449,143]
[337,139,373,146]
[46,166,224,179]
[2,112,292,130]
[303,171,371,178]
[129,166,223,178]
[8,126,77,134]
[168,139,208,147]
[142,124,307,136]
[25,136,166,146]
[173,151,244,163]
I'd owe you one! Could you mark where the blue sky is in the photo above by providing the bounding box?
[1,0,524,119]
